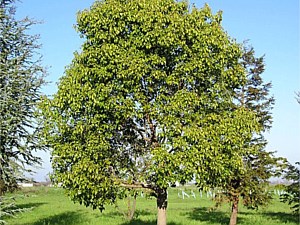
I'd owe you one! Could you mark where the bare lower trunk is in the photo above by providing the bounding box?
[229,196,239,225]
[156,188,167,225]
[0,179,6,196]
[127,194,137,220]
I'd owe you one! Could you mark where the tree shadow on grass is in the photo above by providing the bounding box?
[121,219,183,225]
[26,211,88,225]
[262,211,299,224]
[185,207,231,225]
[103,209,153,218]
[16,202,46,210]
[112,209,182,225]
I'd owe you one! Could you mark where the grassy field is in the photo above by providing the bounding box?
[5,186,299,225]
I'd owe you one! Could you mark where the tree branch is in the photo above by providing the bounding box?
[119,182,154,191]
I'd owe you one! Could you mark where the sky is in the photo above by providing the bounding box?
[14,0,299,181]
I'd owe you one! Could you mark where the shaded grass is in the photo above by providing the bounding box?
[4,187,299,225]
[16,202,46,210]
[120,219,183,225]
[187,207,229,225]
[262,211,299,224]
[25,211,88,225]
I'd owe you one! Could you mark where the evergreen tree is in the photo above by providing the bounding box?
[280,162,300,214]
[280,95,300,214]
[213,45,287,225]
[0,0,46,195]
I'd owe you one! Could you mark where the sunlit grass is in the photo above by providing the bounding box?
[5,186,299,225]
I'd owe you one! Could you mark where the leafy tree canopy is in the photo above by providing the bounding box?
[40,0,260,223]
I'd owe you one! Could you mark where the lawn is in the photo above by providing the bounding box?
[5,186,299,225]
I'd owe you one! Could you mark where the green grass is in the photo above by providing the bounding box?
[4,187,299,225]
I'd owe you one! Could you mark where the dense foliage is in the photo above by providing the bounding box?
[212,45,287,225]
[280,162,300,214]
[0,0,45,222]
[40,1,260,224]
[279,94,300,214]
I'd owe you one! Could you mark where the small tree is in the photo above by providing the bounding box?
[280,162,300,214]
[0,0,46,222]
[214,150,287,225]
[41,1,259,224]
[211,45,287,225]
[280,92,300,214]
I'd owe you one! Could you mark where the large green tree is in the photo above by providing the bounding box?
[212,45,287,225]
[0,0,46,195]
[41,1,259,224]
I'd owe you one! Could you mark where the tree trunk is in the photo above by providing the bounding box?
[127,194,137,220]
[156,188,168,225]
[229,196,239,225]
[0,179,5,196]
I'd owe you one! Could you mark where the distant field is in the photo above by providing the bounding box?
[5,186,299,225]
